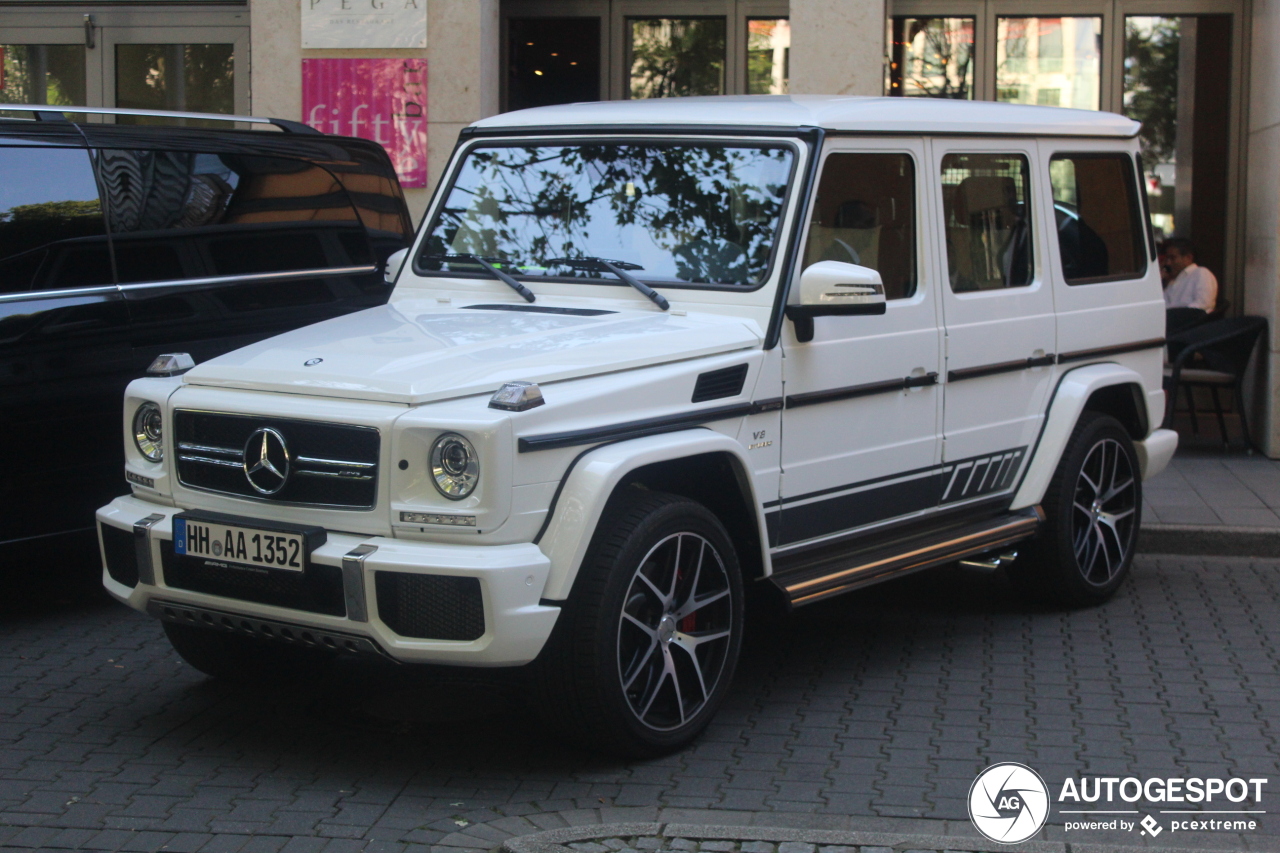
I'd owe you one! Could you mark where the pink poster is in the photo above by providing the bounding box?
[302,58,427,188]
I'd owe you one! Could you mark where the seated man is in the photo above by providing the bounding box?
[1163,237,1218,312]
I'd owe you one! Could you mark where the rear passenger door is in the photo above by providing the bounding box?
[931,139,1056,508]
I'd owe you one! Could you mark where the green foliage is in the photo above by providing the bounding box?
[0,199,101,224]
[630,20,725,99]
[1125,18,1180,165]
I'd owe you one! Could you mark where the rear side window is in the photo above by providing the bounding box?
[941,152,1034,291]
[0,147,110,294]
[1049,153,1146,283]
[803,152,918,300]
[95,150,374,283]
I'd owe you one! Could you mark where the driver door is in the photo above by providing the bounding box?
[777,139,944,550]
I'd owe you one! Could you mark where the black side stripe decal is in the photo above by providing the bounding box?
[773,446,1028,546]
[785,372,938,409]
[518,403,752,452]
[1057,338,1166,363]
[948,356,1055,383]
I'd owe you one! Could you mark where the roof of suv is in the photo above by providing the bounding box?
[469,95,1141,138]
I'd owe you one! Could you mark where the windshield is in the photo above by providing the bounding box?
[417,141,796,288]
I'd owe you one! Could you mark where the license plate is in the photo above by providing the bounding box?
[174,517,306,571]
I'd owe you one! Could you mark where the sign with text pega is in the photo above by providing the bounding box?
[302,58,427,189]
[301,0,426,49]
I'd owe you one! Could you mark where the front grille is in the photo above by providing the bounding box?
[174,410,379,508]
[101,523,138,587]
[375,571,485,641]
[160,540,346,616]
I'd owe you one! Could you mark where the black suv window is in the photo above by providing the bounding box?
[941,152,1034,291]
[0,147,110,294]
[96,150,375,284]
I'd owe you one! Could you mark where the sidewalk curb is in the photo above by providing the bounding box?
[1139,523,1280,557]
[499,820,1276,853]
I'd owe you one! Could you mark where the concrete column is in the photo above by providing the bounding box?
[249,0,496,221]
[1244,0,1280,456]
[788,0,886,96]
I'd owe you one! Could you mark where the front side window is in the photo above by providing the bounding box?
[0,147,108,294]
[803,152,917,300]
[419,142,796,288]
[941,152,1034,292]
[1049,153,1146,283]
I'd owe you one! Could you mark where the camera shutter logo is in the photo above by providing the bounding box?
[968,762,1050,844]
[243,427,291,495]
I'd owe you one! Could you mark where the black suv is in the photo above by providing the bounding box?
[0,107,413,578]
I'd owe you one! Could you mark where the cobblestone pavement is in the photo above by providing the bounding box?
[2,553,1278,851]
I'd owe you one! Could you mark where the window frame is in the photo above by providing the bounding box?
[1047,149,1149,285]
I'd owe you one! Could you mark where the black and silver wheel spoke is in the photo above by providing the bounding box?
[1070,437,1137,587]
[617,531,734,732]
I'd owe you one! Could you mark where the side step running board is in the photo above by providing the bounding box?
[771,506,1044,607]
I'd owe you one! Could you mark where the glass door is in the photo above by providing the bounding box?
[0,9,248,121]
[103,25,248,125]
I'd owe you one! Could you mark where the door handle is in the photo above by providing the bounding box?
[84,14,96,49]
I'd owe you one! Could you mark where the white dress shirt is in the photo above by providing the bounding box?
[1163,263,1218,311]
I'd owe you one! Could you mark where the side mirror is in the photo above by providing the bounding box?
[786,261,887,342]
[384,248,409,284]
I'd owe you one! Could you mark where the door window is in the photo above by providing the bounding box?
[887,18,974,99]
[628,18,726,98]
[96,150,371,285]
[941,152,1034,291]
[996,17,1101,109]
[0,147,109,293]
[746,19,790,95]
[1049,153,1146,282]
[507,18,601,111]
[115,44,234,126]
[0,44,85,108]
[803,152,918,299]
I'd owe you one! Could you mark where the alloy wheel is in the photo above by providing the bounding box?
[616,531,735,732]
[1071,437,1137,586]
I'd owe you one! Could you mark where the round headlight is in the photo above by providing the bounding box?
[430,433,478,500]
[133,402,163,462]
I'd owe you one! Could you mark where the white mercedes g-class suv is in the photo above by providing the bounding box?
[98,96,1177,755]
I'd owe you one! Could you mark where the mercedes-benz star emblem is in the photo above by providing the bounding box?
[243,427,291,495]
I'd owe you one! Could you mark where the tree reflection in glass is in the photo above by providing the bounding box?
[420,144,794,287]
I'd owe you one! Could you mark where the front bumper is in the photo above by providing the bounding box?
[96,494,560,666]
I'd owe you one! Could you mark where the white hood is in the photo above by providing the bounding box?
[182,299,762,405]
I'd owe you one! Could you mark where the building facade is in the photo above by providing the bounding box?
[2,0,1278,455]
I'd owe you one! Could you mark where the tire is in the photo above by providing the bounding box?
[163,621,334,682]
[532,489,745,757]
[1010,412,1142,607]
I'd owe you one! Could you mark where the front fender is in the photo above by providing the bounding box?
[536,429,770,601]
[1011,364,1164,510]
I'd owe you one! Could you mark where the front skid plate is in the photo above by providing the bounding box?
[147,598,393,660]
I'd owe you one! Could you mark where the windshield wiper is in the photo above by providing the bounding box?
[547,256,670,311]
[423,253,535,303]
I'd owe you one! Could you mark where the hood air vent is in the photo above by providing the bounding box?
[692,364,749,403]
